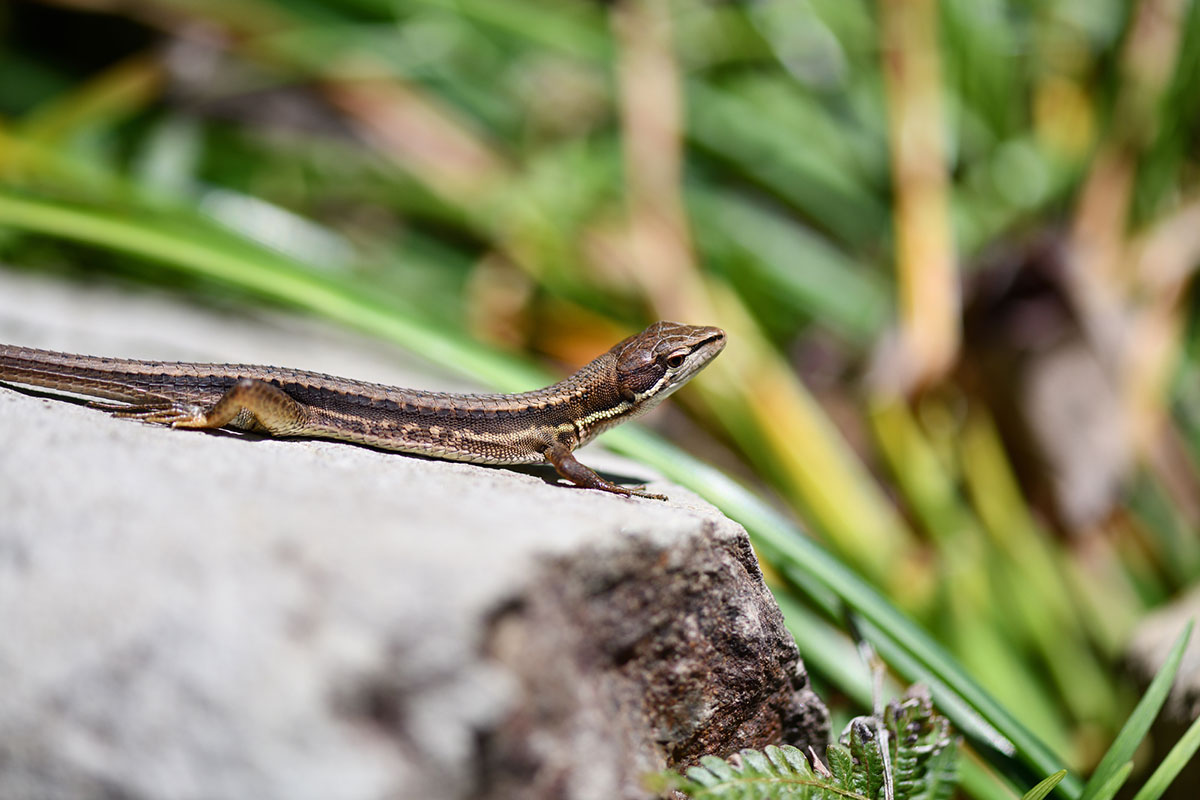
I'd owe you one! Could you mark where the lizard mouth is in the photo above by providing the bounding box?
[670,326,727,387]
[702,328,727,351]
[694,327,727,362]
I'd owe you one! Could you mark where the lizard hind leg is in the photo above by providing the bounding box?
[170,378,312,436]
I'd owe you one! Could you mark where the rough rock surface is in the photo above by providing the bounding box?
[0,270,828,800]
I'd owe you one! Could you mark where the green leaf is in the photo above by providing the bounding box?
[687,188,889,345]
[0,191,545,390]
[661,743,832,799]
[919,741,958,800]
[1023,771,1069,800]
[1079,622,1193,800]
[886,688,958,800]
[847,719,887,798]
[959,757,1027,800]
[1085,763,1133,800]
[1131,710,1200,800]
[694,755,739,784]
[686,80,889,247]
[827,743,856,792]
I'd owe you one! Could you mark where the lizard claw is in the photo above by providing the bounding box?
[105,402,203,426]
[622,484,669,501]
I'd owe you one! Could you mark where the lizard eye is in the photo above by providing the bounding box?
[665,352,687,369]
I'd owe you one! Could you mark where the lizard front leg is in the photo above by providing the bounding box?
[543,442,667,501]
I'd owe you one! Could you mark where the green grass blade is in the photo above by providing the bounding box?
[777,592,1031,800]
[687,188,889,345]
[686,80,889,247]
[1079,622,1193,800]
[960,755,1028,800]
[1085,763,1134,800]
[773,590,875,707]
[0,191,545,390]
[1023,771,1068,800]
[1130,705,1200,800]
[409,0,610,59]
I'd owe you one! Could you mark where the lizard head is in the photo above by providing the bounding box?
[612,321,726,406]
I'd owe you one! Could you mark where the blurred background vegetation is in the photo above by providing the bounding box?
[3,0,1200,797]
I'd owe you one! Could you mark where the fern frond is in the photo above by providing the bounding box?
[650,744,864,799]
[884,687,958,800]
[652,686,959,800]
[846,719,887,799]
[826,743,856,793]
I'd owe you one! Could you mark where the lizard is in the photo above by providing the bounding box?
[0,320,726,500]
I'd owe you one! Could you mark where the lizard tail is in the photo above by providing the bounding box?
[0,344,175,405]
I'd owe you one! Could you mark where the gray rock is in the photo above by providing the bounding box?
[0,271,827,800]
